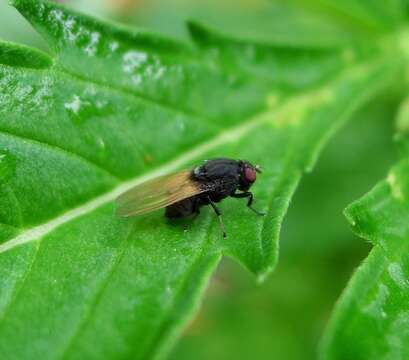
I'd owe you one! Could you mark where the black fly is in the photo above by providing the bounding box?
[116,158,264,238]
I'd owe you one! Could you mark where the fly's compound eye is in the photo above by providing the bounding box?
[244,167,257,183]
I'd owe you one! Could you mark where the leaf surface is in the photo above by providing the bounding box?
[321,154,409,359]
[320,88,409,360]
[0,0,404,358]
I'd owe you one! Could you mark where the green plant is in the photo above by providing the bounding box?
[0,0,408,359]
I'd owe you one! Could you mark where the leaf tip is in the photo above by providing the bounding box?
[186,20,204,34]
[9,0,41,23]
[0,41,53,69]
[343,203,357,228]
[186,20,217,45]
[9,0,27,10]
[256,269,272,284]
[343,199,377,244]
[255,262,277,283]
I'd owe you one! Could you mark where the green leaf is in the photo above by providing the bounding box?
[321,154,409,359]
[321,91,409,359]
[0,41,51,69]
[0,0,404,359]
[320,75,409,358]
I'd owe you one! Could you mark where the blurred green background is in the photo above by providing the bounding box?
[0,0,398,358]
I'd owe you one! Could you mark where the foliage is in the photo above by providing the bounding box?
[321,127,409,358]
[0,0,408,359]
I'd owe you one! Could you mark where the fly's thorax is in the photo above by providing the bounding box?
[196,158,241,180]
[190,166,211,192]
[192,165,203,178]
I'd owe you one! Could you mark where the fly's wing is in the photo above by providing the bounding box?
[116,170,207,217]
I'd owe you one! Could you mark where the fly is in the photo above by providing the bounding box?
[116,158,264,238]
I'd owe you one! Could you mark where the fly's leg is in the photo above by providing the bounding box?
[192,203,201,220]
[207,197,227,239]
[231,191,265,216]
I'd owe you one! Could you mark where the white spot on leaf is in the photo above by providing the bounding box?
[48,10,79,43]
[388,262,409,289]
[110,41,119,52]
[63,17,77,41]
[49,9,63,23]
[123,51,148,73]
[363,283,390,320]
[14,85,33,100]
[154,67,165,80]
[95,100,107,109]
[64,95,81,115]
[96,137,106,149]
[131,74,142,86]
[145,65,154,77]
[84,32,100,56]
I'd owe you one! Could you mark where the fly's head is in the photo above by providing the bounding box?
[238,160,262,191]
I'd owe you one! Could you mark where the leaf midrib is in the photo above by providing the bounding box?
[59,214,219,360]
[0,102,273,255]
[0,55,392,256]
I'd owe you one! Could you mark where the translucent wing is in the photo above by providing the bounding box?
[116,170,207,217]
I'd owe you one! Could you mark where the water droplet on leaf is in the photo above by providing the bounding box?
[96,137,106,149]
[64,94,112,125]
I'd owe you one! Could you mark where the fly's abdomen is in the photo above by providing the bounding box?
[165,197,197,218]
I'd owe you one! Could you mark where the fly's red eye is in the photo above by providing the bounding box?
[244,167,256,182]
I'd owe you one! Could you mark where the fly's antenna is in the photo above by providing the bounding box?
[255,165,263,173]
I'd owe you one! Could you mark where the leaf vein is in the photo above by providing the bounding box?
[0,128,121,181]
[58,222,137,359]
[0,104,271,254]
[0,240,40,322]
